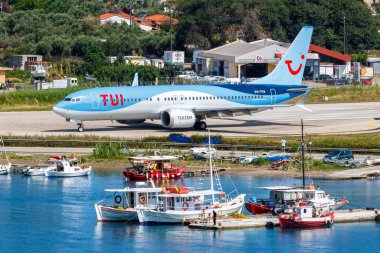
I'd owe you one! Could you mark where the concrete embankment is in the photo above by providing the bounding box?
[188,209,380,230]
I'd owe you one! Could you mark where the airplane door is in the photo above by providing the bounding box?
[270,89,276,104]
[173,95,178,105]
[179,95,185,104]
[91,92,99,109]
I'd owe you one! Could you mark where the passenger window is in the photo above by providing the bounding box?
[157,98,160,101]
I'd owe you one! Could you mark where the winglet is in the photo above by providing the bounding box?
[295,88,313,112]
[132,73,139,86]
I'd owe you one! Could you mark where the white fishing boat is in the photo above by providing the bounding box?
[137,130,245,224]
[0,138,11,175]
[25,165,56,176]
[45,160,91,177]
[95,182,162,222]
[0,163,11,175]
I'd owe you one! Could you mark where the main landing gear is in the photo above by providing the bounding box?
[194,121,207,130]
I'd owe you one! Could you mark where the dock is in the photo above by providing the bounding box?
[188,209,380,230]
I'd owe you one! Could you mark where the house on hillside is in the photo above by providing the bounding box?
[97,12,178,31]
[97,12,155,31]
[9,55,43,71]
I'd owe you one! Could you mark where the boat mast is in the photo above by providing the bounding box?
[301,119,305,188]
[208,130,215,204]
[0,137,9,164]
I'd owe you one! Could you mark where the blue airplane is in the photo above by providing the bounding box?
[53,26,313,132]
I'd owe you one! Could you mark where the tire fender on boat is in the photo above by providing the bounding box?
[114,195,122,204]
[139,195,147,205]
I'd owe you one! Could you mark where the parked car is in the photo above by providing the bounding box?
[323,149,354,163]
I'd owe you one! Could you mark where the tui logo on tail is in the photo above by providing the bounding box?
[285,54,305,75]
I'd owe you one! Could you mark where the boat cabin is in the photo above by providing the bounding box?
[55,160,80,172]
[128,156,179,172]
[154,190,224,211]
[260,186,329,205]
[104,187,162,209]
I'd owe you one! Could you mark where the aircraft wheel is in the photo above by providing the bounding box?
[193,122,200,130]
[78,126,84,132]
[199,121,207,130]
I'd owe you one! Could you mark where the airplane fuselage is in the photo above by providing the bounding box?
[53,84,306,121]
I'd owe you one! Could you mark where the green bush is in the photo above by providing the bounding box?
[92,142,125,159]
[251,157,268,166]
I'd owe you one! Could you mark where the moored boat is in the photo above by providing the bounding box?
[25,165,56,176]
[45,160,91,177]
[0,138,11,175]
[95,184,162,222]
[279,205,334,228]
[245,186,348,215]
[0,163,11,175]
[123,156,186,180]
[136,131,245,225]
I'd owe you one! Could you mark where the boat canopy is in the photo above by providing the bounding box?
[256,186,296,190]
[104,187,162,193]
[157,189,223,197]
[128,156,178,162]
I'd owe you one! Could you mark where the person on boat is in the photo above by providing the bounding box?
[213,210,217,226]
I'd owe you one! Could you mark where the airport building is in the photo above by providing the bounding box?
[194,39,351,80]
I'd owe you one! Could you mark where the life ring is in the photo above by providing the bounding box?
[139,195,147,204]
[219,193,226,201]
[114,195,122,204]
[182,202,189,211]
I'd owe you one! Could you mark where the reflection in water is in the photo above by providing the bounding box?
[0,172,379,253]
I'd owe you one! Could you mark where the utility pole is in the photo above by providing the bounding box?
[301,119,305,189]
[343,12,346,55]
[169,4,173,51]
[1,1,3,13]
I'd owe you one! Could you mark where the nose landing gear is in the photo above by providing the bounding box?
[78,125,84,132]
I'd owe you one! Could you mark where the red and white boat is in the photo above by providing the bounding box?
[279,205,334,228]
[123,156,186,181]
[245,186,348,215]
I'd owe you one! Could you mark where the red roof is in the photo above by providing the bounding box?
[309,44,351,62]
[146,14,178,25]
[98,12,139,22]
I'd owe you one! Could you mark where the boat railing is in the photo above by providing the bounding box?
[226,189,239,201]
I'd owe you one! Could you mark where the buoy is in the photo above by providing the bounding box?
[375,214,380,223]
[265,222,275,229]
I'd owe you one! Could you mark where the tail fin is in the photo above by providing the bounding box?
[250,26,313,86]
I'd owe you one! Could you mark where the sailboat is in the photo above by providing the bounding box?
[136,130,245,224]
[0,138,11,175]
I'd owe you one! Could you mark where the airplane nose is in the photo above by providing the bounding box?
[53,105,67,117]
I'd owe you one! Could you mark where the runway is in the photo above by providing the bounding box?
[1,102,380,138]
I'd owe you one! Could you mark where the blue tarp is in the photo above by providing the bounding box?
[169,134,192,143]
[202,137,222,144]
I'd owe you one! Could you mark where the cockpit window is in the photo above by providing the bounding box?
[64,98,71,101]
[75,98,80,102]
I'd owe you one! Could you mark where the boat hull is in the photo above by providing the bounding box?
[95,204,138,222]
[244,202,271,214]
[138,195,245,224]
[45,168,91,177]
[279,214,334,228]
[123,167,185,181]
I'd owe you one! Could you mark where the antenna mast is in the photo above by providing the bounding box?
[301,119,305,188]
[208,129,215,204]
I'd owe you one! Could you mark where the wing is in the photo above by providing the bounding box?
[194,104,291,117]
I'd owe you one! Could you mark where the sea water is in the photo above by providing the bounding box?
[0,172,379,253]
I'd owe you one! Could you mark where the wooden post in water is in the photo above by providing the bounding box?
[301,119,305,188]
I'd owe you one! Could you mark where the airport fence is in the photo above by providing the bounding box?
[2,138,380,154]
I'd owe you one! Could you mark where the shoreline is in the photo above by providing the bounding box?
[3,156,379,180]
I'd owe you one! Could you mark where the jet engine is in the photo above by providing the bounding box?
[161,110,196,128]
